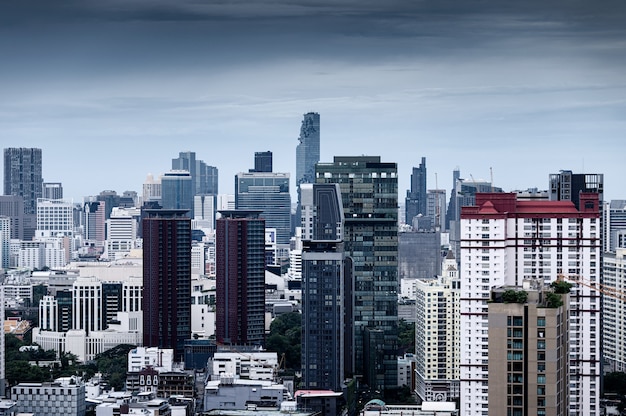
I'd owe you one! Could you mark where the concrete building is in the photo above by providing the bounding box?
[43,182,63,200]
[549,170,603,209]
[0,216,9,269]
[216,210,265,346]
[3,147,42,216]
[426,189,446,231]
[36,198,74,238]
[142,209,191,360]
[105,207,140,259]
[84,200,106,247]
[415,251,460,402]
[128,347,174,372]
[204,375,288,412]
[487,284,570,416]
[603,248,626,372]
[315,156,398,393]
[0,195,27,241]
[300,183,348,392]
[398,230,442,281]
[209,351,278,381]
[603,200,626,253]
[143,173,162,203]
[460,192,600,416]
[11,380,86,416]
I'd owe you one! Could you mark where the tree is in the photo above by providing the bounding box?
[397,319,415,355]
[544,292,563,308]
[502,290,528,304]
[266,313,301,371]
[551,280,572,294]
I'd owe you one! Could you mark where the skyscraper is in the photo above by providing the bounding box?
[460,192,600,416]
[253,151,273,173]
[315,156,398,393]
[142,209,191,359]
[549,170,604,209]
[84,201,106,246]
[405,157,427,227]
[215,210,265,346]
[295,112,320,229]
[300,183,350,391]
[42,182,63,200]
[235,171,291,246]
[3,147,43,215]
[161,171,193,216]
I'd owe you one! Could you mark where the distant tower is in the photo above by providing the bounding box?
[300,183,349,391]
[405,157,427,227]
[549,170,604,209]
[42,182,63,200]
[142,209,191,359]
[3,147,43,215]
[161,171,193,216]
[215,210,265,346]
[295,112,321,229]
[253,151,273,173]
[315,156,398,393]
[84,201,106,246]
[172,151,197,196]
[0,216,9,269]
[235,171,291,246]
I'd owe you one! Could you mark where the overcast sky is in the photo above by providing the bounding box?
[2,0,625,202]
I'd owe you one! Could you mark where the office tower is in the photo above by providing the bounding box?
[488,285,569,416]
[300,183,349,391]
[602,248,626,372]
[398,230,441,280]
[3,147,43,215]
[315,156,398,392]
[549,170,604,209]
[172,151,197,194]
[0,195,25,241]
[72,277,104,334]
[444,168,461,231]
[36,198,74,238]
[84,201,106,246]
[235,171,291,245]
[42,182,63,200]
[296,112,320,187]
[143,174,162,203]
[161,170,193,216]
[405,157,427,227]
[194,194,216,227]
[0,216,9,269]
[426,189,446,230]
[603,200,626,252]
[106,207,139,259]
[97,190,121,220]
[295,112,321,230]
[252,151,273,173]
[460,192,600,416]
[142,209,191,359]
[215,210,265,346]
[203,165,219,195]
[119,191,137,208]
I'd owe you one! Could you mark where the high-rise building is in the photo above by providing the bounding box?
[300,183,349,391]
[405,157,427,227]
[296,112,320,188]
[215,210,265,346]
[84,201,106,246]
[415,251,460,402]
[602,248,626,372]
[42,182,63,200]
[315,156,398,392]
[96,190,121,220]
[143,174,162,203]
[0,195,25,241]
[72,277,104,335]
[460,192,600,416]
[172,151,197,194]
[487,285,570,416]
[0,216,9,269]
[235,171,291,246]
[172,151,218,196]
[142,209,191,359]
[105,207,139,259]
[253,151,273,173]
[295,112,321,231]
[549,170,604,209]
[603,200,626,253]
[426,189,446,230]
[3,147,43,215]
[36,198,74,238]
[161,171,193,216]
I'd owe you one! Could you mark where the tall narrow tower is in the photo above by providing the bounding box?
[295,112,320,229]
[142,209,191,359]
[315,156,398,393]
[405,157,427,227]
[3,147,43,215]
[216,210,266,346]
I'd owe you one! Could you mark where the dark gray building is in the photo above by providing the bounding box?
[398,229,442,280]
[3,147,43,216]
[161,171,193,217]
[42,182,63,200]
[252,151,273,173]
[295,112,321,230]
[300,183,350,391]
[405,157,427,227]
[315,156,398,393]
[549,170,603,209]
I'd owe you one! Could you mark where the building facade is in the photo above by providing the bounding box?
[315,156,398,392]
[235,171,291,246]
[460,192,600,416]
[142,209,191,359]
[11,381,86,416]
[603,248,626,372]
[415,251,460,402]
[43,182,63,200]
[300,183,348,391]
[215,210,266,346]
[405,157,427,227]
[161,170,193,216]
[3,147,42,215]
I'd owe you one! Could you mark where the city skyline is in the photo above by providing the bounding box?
[2,1,625,202]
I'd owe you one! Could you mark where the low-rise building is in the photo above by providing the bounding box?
[11,380,86,416]
[204,375,288,412]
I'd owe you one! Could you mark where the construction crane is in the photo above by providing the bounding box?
[556,274,626,302]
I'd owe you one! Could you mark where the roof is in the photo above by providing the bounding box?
[295,390,342,398]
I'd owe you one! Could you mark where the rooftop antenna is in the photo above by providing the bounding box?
[490,167,494,192]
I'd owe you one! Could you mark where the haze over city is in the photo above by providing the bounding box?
[2,0,625,200]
